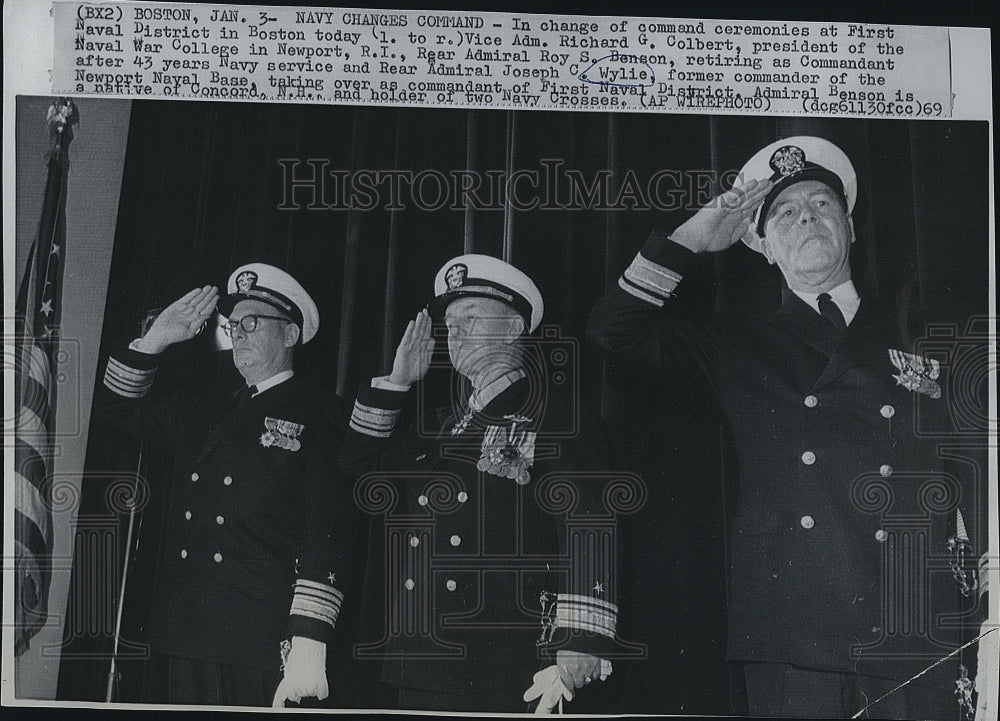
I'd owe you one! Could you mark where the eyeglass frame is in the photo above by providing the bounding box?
[221,314,292,337]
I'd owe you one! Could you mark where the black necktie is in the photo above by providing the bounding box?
[817,293,847,331]
[234,384,257,410]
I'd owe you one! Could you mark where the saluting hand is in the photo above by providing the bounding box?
[387,308,435,387]
[133,285,219,354]
[670,178,772,254]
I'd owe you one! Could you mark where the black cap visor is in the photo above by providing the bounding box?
[218,288,303,329]
[428,280,532,331]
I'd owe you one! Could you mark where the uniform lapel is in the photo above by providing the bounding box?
[194,376,300,465]
[766,288,841,393]
[769,287,842,357]
[767,288,894,395]
[809,296,892,393]
[437,379,536,466]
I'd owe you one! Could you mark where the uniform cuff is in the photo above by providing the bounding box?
[349,381,408,437]
[617,229,699,307]
[640,227,703,272]
[371,375,412,392]
[287,578,344,644]
[555,593,618,639]
[103,348,158,398]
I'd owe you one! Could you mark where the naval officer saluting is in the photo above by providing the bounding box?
[96,263,358,707]
[340,254,620,713]
[588,137,986,718]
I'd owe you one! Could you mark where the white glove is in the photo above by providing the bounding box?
[553,650,609,689]
[523,665,573,714]
[271,636,328,707]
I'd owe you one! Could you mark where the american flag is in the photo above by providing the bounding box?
[14,99,79,656]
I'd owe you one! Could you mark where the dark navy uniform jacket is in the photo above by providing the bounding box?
[339,368,628,711]
[587,231,987,690]
[96,346,358,673]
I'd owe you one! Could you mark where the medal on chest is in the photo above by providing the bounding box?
[450,408,474,436]
[260,416,304,451]
[477,414,536,485]
[888,348,941,399]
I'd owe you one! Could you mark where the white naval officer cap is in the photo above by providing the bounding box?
[736,136,857,253]
[217,263,320,344]
[429,254,544,333]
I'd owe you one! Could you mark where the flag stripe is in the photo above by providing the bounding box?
[14,480,52,554]
[15,439,52,541]
[15,406,52,457]
[15,496,50,554]
[21,342,53,393]
[18,373,52,427]
[15,437,49,487]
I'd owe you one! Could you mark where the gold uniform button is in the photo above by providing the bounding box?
[190,472,199,482]
[404,578,415,591]
[223,475,233,486]
[800,515,815,530]
[180,549,188,559]
[875,530,889,543]
[880,405,895,419]
[801,451,816,465]
[417,495,428,506]
[446,579,457,592]
[804,395,818,408]
[457,492,468,503]
[216,515,225,525]
[409,536,420,548]
[184,511,192,520]
[213,552,223,563]
[879,464,893,477]
[450,535,462,547]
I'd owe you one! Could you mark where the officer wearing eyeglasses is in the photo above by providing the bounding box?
[95,263,358,707]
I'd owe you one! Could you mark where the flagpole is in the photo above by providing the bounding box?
[105,444,145,703]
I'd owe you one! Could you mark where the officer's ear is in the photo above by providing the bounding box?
[501,314,525,344]
[848,215,856,244]
[757,234,777,266]
[284,322,301,348]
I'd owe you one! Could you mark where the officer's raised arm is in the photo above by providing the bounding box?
[131,285,219,354]
[587,179,769,368]
[387,308,435,388]
[96,285,219,450]
[669,177,771,255]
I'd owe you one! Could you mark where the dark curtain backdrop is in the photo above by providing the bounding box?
[57,102,988,709]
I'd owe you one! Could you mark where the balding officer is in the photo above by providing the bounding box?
[588,138,985,718]
[340,255,619,713]
[96,263,358,707]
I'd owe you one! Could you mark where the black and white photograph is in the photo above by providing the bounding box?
[5,2,995,719]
